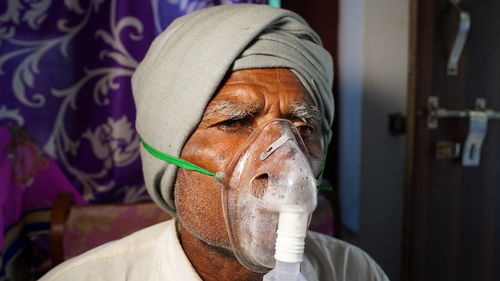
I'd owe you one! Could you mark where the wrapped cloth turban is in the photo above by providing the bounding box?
[132,4,334,215]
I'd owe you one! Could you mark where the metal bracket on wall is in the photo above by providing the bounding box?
[462,111,488,166]
[427,96,500,129]
[427,96,500,166]
[447,0,471,76]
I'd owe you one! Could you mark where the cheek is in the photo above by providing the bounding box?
[175,168,231,245]
[182,129,246,172]
[310,152,324,176]
[304,135,324,176]
[174,128,248,246]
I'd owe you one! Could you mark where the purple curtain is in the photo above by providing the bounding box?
[0,0,266,279]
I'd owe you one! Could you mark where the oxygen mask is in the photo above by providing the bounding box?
[218,119,318,272]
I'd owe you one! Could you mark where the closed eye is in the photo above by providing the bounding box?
[216,117,251,131]
[296,124,315,137]
[203,101,260,132]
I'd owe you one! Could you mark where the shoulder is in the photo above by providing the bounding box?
[39,220,175,281]
[303,231,390,281]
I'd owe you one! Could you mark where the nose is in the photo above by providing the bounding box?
[250,173,269,198]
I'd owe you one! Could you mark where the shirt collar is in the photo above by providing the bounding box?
[149,219,203,281]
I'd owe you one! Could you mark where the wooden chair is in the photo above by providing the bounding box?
[50,193,171,267]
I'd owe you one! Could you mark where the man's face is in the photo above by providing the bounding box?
[174,68,324,250]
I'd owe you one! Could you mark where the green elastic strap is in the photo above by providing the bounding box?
[316,128,333,191]
[140,138,221,182]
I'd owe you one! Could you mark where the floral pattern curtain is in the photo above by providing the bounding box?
[0,0,266,279]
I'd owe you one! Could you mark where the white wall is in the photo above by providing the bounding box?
[338,0,365,235]
[338,0,409,279]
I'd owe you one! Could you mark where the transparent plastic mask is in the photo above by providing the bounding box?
[218,119,318,272]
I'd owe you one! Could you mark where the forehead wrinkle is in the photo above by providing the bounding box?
[288,102,321,126]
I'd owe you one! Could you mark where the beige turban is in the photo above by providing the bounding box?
[132,4,334,215]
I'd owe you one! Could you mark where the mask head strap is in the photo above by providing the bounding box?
[140,138,221,182]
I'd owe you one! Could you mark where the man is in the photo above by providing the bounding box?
[41,4,389,281]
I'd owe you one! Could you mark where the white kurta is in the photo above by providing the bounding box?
[40,219,389,281]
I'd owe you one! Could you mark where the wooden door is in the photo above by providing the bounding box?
[404,0,500,280]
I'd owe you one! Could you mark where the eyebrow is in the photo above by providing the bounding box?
[288,102,321,126]
[203,100,321,126]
